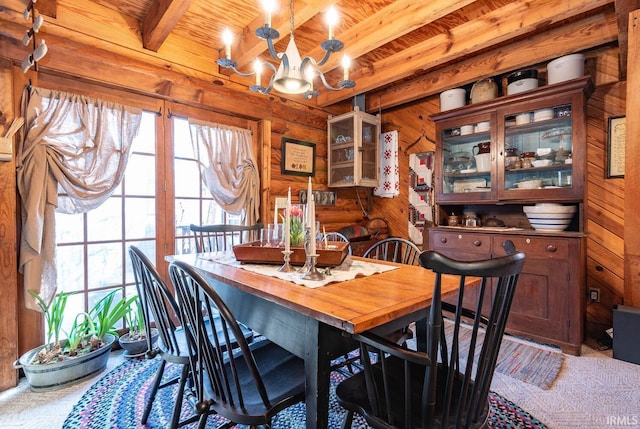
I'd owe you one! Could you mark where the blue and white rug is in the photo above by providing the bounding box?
[64,355,547,428]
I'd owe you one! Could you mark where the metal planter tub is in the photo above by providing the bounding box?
[13,333,115,391]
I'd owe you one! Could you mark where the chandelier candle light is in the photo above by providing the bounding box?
[218,0,355,99]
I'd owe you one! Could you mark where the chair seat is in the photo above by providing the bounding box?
[336,358,489,429]
[158,316,253,364]
[202,339,306,423]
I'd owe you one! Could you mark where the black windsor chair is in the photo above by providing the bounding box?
[190,223,263,253]
[128,246,253,428]
[323,231,353,255]
[336,242,525,429]
[362,237,422,266]
[168,260,306,429]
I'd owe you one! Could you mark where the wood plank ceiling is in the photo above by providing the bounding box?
[0,0,631,110]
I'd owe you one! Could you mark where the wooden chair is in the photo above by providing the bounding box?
[336,244,525,429]
[128,246,197,428]
[362,237,421,265]
[168,260,306,429]
[323,231,352,255]
[128,246,253,428]
[190,222,263,253]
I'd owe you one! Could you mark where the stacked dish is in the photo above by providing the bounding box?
[515,179,542,189]
[522,203,576,231]
[534,108,554,121]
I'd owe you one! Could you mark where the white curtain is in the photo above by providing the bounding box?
[17,86,142,309]
[188,119,260,226]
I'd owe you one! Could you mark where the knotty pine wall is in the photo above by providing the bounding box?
[0,59,19,390]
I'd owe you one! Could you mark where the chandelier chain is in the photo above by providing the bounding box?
[289,0,295,39]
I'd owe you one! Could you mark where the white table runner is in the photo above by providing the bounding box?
[198,253,399,288]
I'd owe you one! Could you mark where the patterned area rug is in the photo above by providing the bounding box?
[443,321,565,390]
[63,357,547,428]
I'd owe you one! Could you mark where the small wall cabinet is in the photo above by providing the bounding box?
[428,76,594,355]
[328,106,380,187]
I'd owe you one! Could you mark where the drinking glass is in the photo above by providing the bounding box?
[267,224,283,247]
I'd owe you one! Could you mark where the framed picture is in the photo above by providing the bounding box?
[607,115,626,178]
[281,138,315,176]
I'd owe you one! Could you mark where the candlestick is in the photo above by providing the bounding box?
[278,250,296,272]
[285,187,291,253]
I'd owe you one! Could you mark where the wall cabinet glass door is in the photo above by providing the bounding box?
[433,77,592,205]
[328,106,380,187]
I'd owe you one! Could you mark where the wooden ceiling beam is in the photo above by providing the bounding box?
[304,0,479,75]
[317,0,611,107]
[142,0,194,52]
[366,10,618,111]
[614,0,640,80]
[0,1,220,79]
[0,20,333,127]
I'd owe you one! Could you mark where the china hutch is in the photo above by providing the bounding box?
[428,76,594,355]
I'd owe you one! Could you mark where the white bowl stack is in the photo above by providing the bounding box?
[522,203,576,231]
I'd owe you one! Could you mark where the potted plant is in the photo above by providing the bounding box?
[13,289,136,391]
[118,298,159,358]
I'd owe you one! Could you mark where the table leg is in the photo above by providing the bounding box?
[303,319,339,429]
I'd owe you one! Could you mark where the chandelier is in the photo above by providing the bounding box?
[218,0,355,99]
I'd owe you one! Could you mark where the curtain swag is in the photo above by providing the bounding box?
[17,86,142,310]
[188,119,260,226]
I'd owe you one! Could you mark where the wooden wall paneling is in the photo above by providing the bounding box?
[259,119,272,227]
[583,67,626,334]
[625,9,640,306]
[365,98,438,242]
[0,59,18,389]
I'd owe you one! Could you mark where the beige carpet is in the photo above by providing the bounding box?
[1,345,639,428]
[491,345,640,428]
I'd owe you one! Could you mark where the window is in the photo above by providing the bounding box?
[55,110,157,333]
[172,116,241,254]
[53,108,248,337]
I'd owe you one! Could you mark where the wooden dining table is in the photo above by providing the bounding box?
[167,253,470,429]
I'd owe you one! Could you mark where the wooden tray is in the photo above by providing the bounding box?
[233,241,349,267]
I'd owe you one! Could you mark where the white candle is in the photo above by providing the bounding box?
[326,6,338,40]
[323,226,328,247]
[307,176,313,226]
[309,194,316,255]
[285,187,291,252]
[342,55,350,81]
[254,59,262,86]
[274,199,278,230]
[222,29,232,59]
[263,0,275,27]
